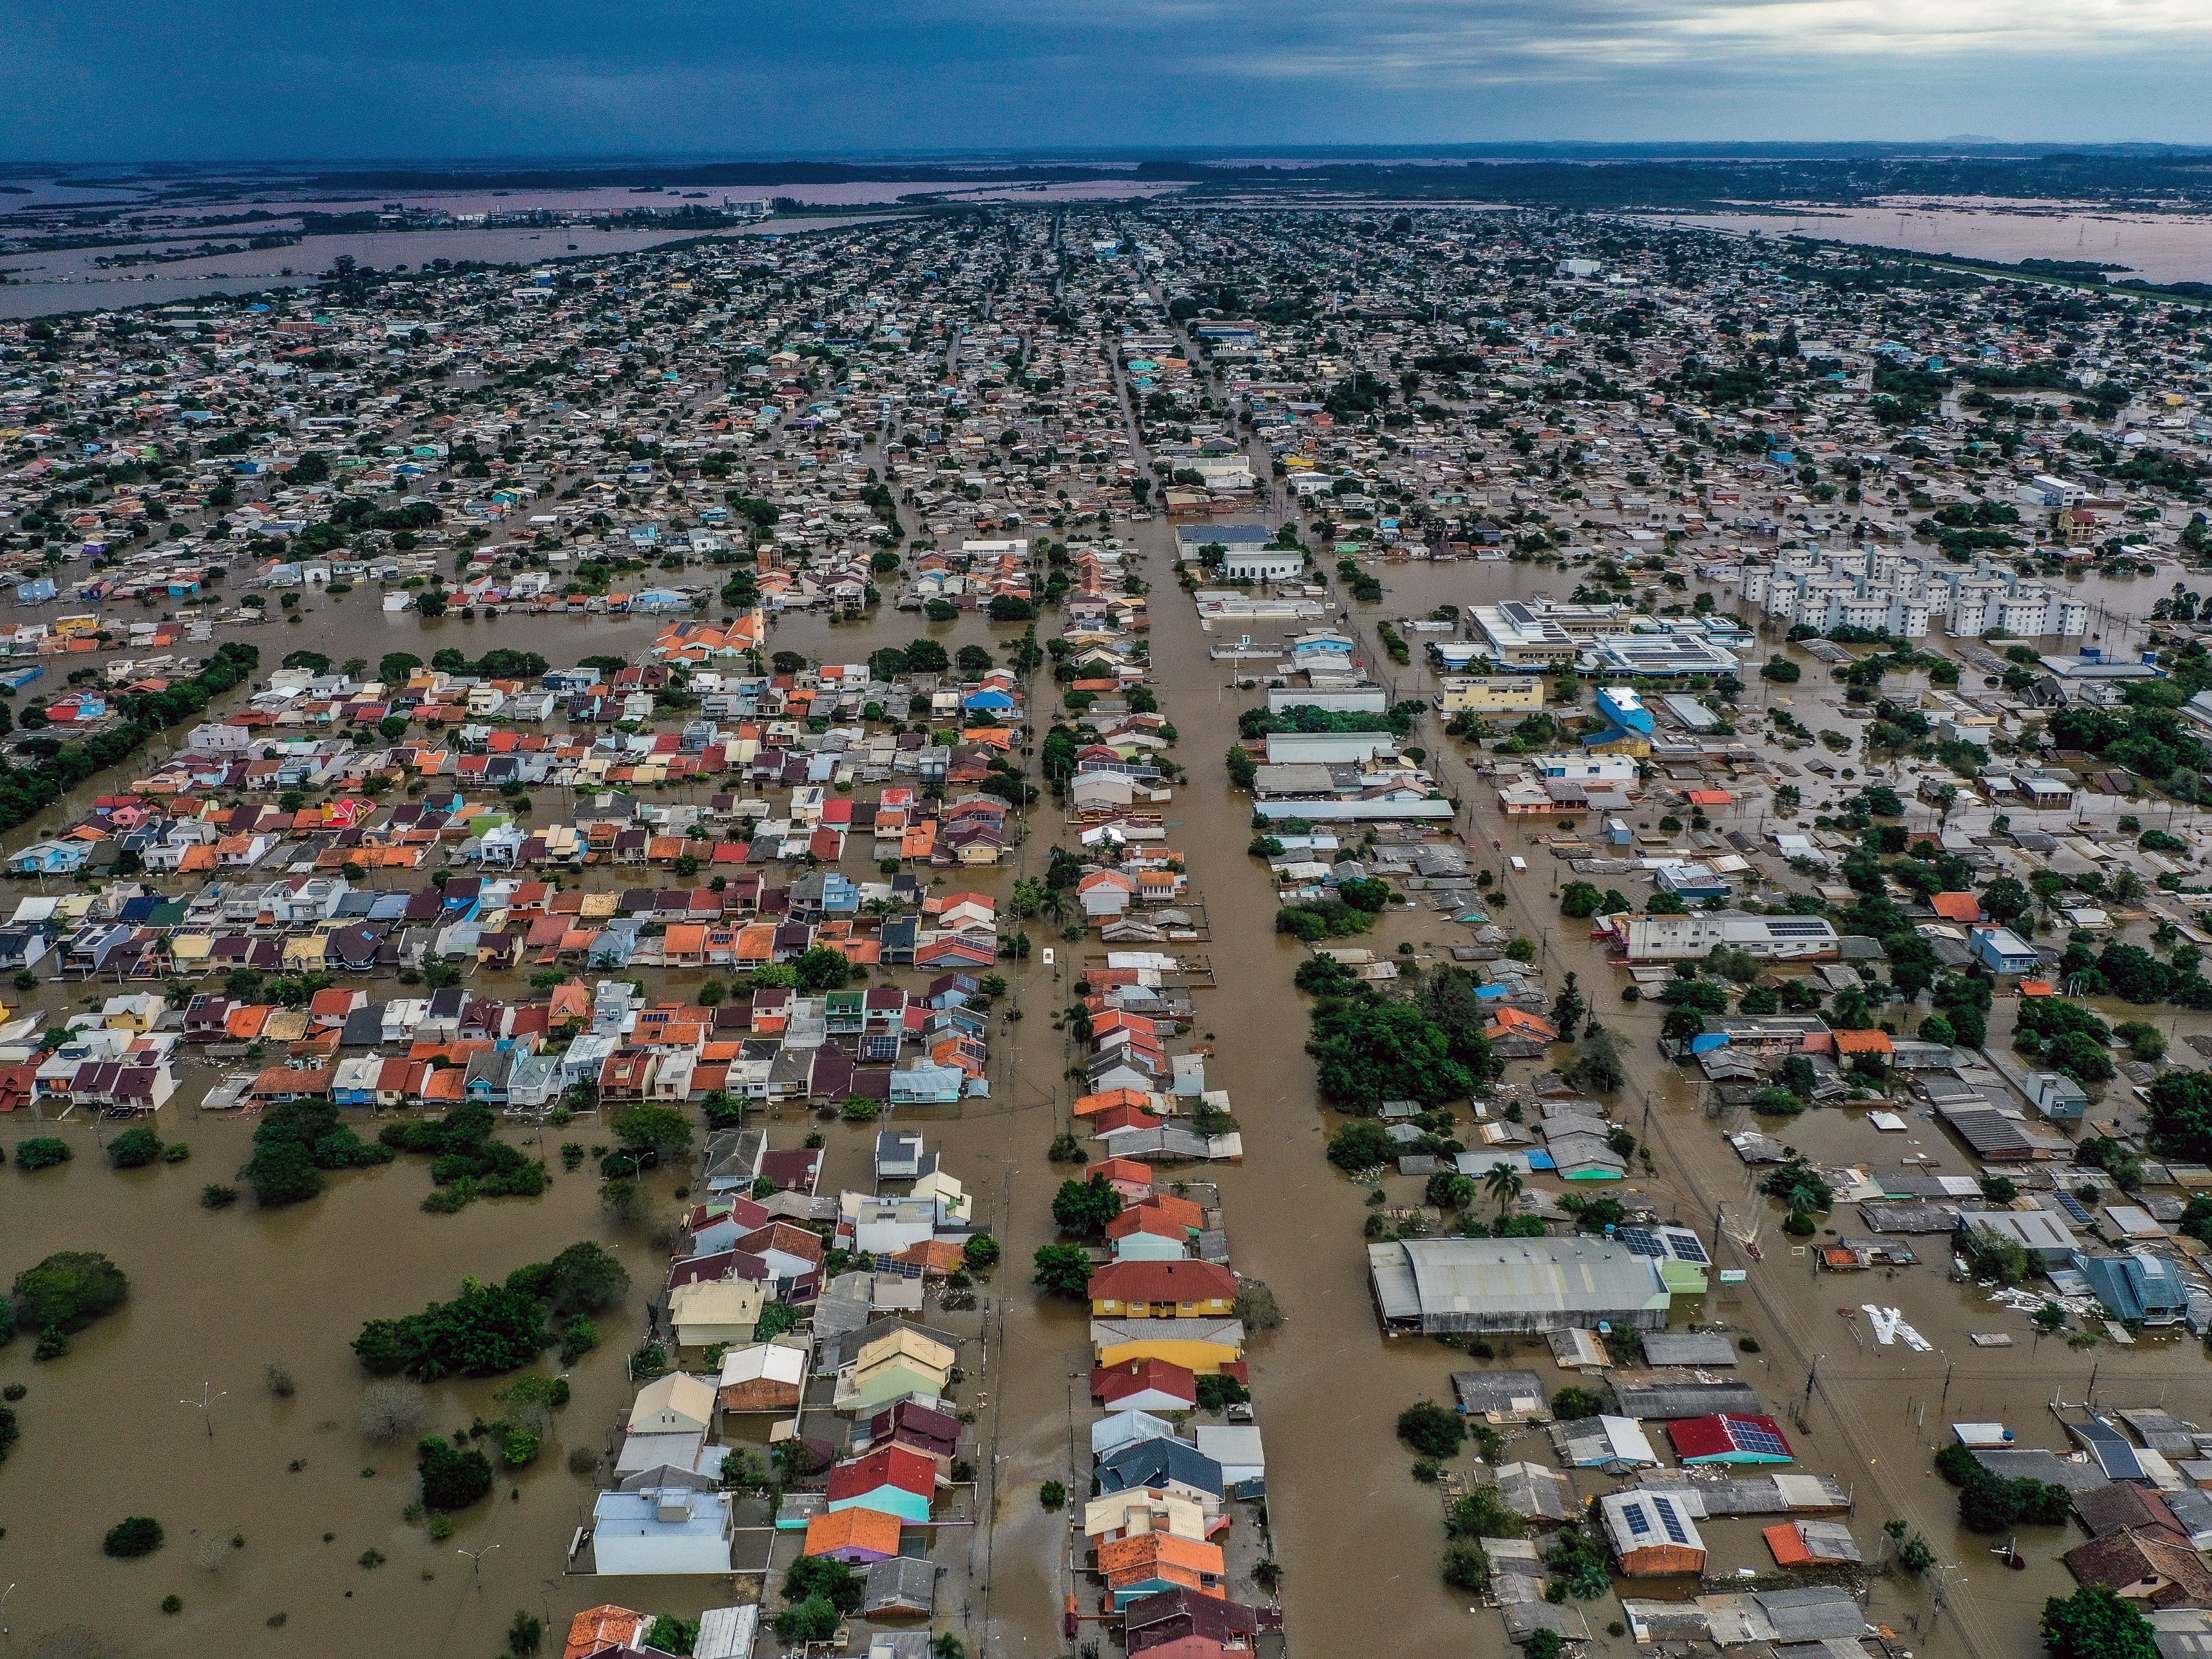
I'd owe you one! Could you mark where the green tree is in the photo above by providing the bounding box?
[103,1517,164,1557]
[1326,1119,1396,1172]
[1550,1385,1605,1421]
[610,1104,693,1159]
[1396,1399,1466,1459]
[106,1126,165,1169]
[2041,1586,2158,1659]
[544,1240,630,1313]
[773,1598,839,1644]
[792,947,851,992]
[12,1251,127,1335]
[1568,1025,1627,1093]
[2148,1069,2212,1161]
[1307,1000,1472,1109]
[417,1435,493,1509]
[353,1278,551,1381]
[1979,875,2032,927]
[1484,1161,1525,1219]
[1051,1175,1122,1235]
[782,1547,866,1615]
[13,1137,70,1171]
[1425,1170,1478,1211]
[1032,1242,1092,1298]
[1559,881,1604,918]
[1549,972,1587,1043]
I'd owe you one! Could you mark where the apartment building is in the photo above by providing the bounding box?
[1745,550,2083,640]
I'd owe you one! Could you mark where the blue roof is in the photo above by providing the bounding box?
[2072,1251,2188,1323]
[1095,1436,1224,1498]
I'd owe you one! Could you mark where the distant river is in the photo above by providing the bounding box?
[1661,201,2212,286]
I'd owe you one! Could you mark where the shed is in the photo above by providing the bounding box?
[1613,1380,1767,1421]
[1551,1414,1660,1469]
[1496,1461,1576,1528]
[1641,1332,1739,1368]
[718,1341,808,1411]
[861,1554,938,1618]
[1599,1488,1707,1576]
[1764,1520,1862,1566]
[695,1606,761,1659]
[1450,1368,1554,1424]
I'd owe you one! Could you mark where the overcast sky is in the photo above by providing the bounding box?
[5,0,2212,161]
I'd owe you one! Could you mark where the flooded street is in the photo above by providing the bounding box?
[0,510,2208,1657]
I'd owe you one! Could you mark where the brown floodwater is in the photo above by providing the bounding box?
[9,449,2212,1659]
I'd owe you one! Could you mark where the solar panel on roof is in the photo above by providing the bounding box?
[1666,1232,1711,1264]
[1730,1421,1790,1456]
[2056,1193,2092,1225]
[1623,1500,1651,1536]
[1616,1226,1664,1258]
[1655,1497,1690,1545]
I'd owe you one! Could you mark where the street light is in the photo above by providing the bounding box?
[458,1543,502,1581]
[179,1382,226,1438]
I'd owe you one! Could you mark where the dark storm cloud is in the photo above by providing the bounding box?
[1,0,2209,158]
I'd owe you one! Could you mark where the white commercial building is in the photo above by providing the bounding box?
[1616,911,1841,962]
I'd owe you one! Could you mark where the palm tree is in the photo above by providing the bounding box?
[1485,1162,1524,1220]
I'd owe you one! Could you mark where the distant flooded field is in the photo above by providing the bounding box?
[1664,203,2212,287]
[0,215,915,321]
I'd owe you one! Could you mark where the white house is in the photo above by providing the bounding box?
[590,1486,734,1575]
[628,1372,717,1436]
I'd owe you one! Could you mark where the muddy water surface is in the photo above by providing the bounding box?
[8,511,2212,1659]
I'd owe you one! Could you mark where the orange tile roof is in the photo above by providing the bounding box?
[1830,1028,1893,1055]
[1929,892,1982,922]
[1490,1006,1559,1041]
[563,1607,647,1659]
[803,1507,902,1560]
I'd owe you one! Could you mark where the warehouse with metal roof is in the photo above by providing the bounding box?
[1366,1236,1672,1335]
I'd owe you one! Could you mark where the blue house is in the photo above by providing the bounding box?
[1969,925,2040,975]
[11,840,89,877]
[889,1064,965,1105]
[1654,863,1731,903]
[1590,687,1654,745]
[2073,1250,2190,1326]
[2025,1070,2089,1123]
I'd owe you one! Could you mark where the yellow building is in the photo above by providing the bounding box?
[1586,731,1652,759]
[1436,676,1546,714]
[1091,1317,1245,1377]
